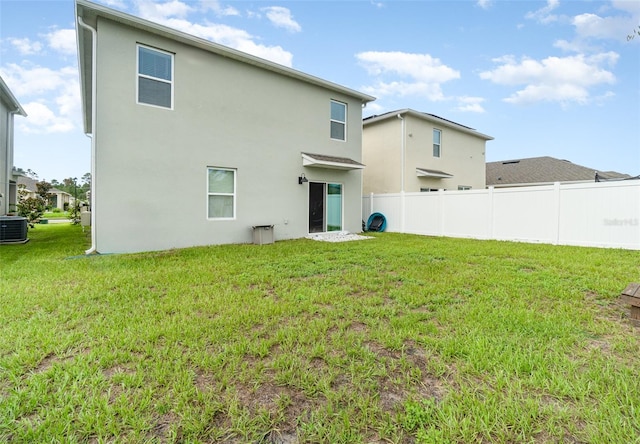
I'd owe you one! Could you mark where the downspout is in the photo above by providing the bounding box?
[4,107,25,215]
[396,114,405,192]
[397,114,406,232]
[77,16,98,254]
[4,112,15,215]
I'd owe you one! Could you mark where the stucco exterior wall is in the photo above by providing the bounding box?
[363,113,488,194]
[362,118,402,195]
[93,18,365,253]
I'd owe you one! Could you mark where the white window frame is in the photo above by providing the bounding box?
[207,167,236,220]
[433,128,441,158]
[308,181,344,233]
[330,100,347,142]
[326,182,344,232]
[136,44,174,110]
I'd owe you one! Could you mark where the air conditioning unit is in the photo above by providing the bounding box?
[0,216,29,244]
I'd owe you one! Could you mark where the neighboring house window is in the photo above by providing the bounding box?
[137,45,173,109]
[433,129,441,158]
[207,167,235,219]
[330,100,346,141]
[458,185,472,190]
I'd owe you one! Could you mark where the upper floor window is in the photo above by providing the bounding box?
[207,167,236,219]
[433,129,441,158]
[137,45,173,109]
[330,100,346,141]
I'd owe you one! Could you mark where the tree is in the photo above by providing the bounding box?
[16,184,45,227]
[35,181,54,209]
[68,200,82,225]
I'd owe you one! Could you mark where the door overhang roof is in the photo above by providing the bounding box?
[416,168,453,178]
[302,152,365,170]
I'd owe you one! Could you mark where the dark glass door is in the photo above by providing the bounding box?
[309,182,325,233]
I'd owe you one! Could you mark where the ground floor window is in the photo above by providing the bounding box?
[207,167,235,219]
[309,182,342,233]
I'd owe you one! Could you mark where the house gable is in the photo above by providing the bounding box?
[76,0,374,135]
[362,109,492,194]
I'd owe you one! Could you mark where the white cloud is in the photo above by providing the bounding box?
[525,0,560,24]
[200,0,239,17]
[134,1,294,66]
[550,1,640,50]
[612,0,640,15]
[456,96,486,113]
[8,38,43,55]
[261,6,301,33]
[476,0,492,10]
[19,102,75,134]
[101,0,127,8]
[479,52,618,105]
[0,63,80,134]
[572,12,638,42]
[46,29,77,56]
[357,51,460,101]
[136,0,194,21]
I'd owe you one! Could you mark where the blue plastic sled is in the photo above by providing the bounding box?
[366,212,387,232]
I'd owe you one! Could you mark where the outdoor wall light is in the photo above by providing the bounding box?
[298,173,309,185]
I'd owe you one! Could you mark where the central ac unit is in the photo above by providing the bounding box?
[0,216,29,244]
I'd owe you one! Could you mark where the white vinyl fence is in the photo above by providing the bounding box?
[362,180,640,250]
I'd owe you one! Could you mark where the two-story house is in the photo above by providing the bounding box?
[76,0,375,254]
[0,76,26,216]
[362,109,492,195]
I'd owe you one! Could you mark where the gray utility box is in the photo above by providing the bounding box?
[252,225,274,245]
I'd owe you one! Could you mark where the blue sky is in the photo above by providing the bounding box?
[1,0,639,182]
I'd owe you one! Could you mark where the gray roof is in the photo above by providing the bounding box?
[16,175,38,191]
[301,152,364,170]
[486,156,632,187]
[363,109,493,141]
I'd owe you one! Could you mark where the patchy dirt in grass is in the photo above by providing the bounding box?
[147,411,179,443]
[32,352,59,374]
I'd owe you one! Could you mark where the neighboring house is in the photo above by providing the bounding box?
[362,109,493,195]
[75,0,375,254]
[0,76,27,216]
[15,175,75,211]
[486,156,633,188]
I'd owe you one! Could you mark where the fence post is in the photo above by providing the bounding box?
[553,182,561,245]
[400,191,406,233]
[439,188,445,236]
[488,186,494,240]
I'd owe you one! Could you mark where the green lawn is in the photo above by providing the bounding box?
[1,224,639,443]
[42,211,71,220]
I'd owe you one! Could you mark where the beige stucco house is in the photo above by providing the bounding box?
[15,175,74,211]
[75,0,374,254]
[362,110,492,194]
[0,76,26,216]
